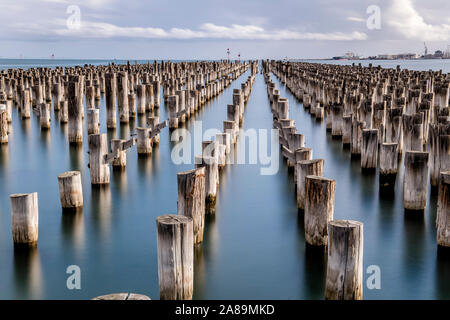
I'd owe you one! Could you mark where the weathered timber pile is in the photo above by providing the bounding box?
[156,61,258,300]
[264,68,360,300]
[2,60,252,248]
[263,59,450,298]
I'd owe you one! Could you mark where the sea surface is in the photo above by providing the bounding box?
[0,59,449,299]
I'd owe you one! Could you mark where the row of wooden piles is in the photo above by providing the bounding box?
[264,72,363,300]
[155,61,259,300]
[4,60,251,253]
[266,60,449,249]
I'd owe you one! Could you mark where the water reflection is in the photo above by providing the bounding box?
[33,112,40,127]
[430,185,439,197]
[427,191,438,227]
[303,244,327,299]
[435,246,450,299]
[286,163,295,185]
[129,117,136,133]
[59,121,68,140]
[326,133,348,166]
[349,156,376,206]
[90,185,112,241]
[297,207,305,236]
[377,184,396,235]
[112,167,128,196]
[69,144,84,172]
[193,245,206,299]
[204,209,218,253]
[61,209,85,254]
[20,118,31,138]
[297,206,327,299]
[120,123,130,140]
[137,154,153,178]
[13,246,43,299]
[194,213,218,299]
[379,174,397,196]
[379,174,397,197]
[151,146,160,172]
[39,127,51,151]
[402,212,426,285]
[54,110,60,122]
[107,127,117,142]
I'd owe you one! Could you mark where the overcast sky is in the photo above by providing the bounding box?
[0,0,449,59]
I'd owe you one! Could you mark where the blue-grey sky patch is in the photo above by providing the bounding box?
[0,0,449,59]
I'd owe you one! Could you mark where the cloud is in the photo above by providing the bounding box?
[18,19,367,41]
[386,0,450,41]
[41,0,117,9]
[347,17,365,23]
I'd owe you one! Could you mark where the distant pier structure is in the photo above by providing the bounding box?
[263,58,449,299]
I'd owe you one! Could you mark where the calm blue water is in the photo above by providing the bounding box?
[0,59,449,300]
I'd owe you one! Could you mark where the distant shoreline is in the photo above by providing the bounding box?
[302,58,450,61]
[0,58,449,62]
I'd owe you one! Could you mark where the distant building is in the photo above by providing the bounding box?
[377,54,393,60]
[332,51,361,60]
[332,47,450,60]
[375,53,418,60]
[394,53,418,59]
[434,50,444,58]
